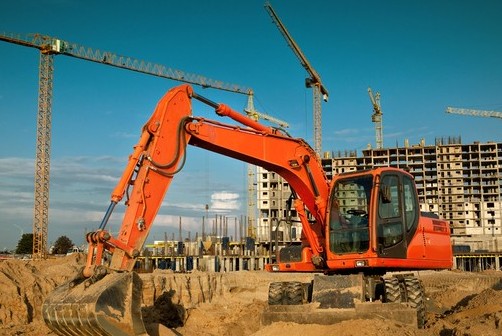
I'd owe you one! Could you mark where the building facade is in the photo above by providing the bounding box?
[255,169,299,242]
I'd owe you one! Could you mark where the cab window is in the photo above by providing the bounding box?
[378,175,403,247]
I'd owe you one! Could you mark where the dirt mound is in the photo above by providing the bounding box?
[0,256,501,336]
[420,270,502,336]
[426,287,502,336]
[0,254,83,335]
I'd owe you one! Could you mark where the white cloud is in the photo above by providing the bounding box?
[0,153,246,249]
[111,131,140,139]
[210,191,240,212]
[161,201,206,211]
[333,128,360,136]
[0,157,34,176]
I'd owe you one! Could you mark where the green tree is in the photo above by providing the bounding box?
[52,235,74,255]
[15,233,33,254]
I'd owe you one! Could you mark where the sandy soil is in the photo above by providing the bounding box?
[0,254,501,336]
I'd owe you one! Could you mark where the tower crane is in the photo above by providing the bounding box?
[0,32,252,259]
[264,1,329,156]
[244,92,289,239]
[244,92,289,128]
[446,107,502,119]
[367,87,383,149]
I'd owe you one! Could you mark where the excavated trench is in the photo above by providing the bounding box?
[1,254,501,336]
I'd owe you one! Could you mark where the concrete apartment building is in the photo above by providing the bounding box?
[255,138,502,252]
[255,170,297,243]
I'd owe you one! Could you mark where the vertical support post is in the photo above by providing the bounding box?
[247,163,256,239]
[32,51,54,259]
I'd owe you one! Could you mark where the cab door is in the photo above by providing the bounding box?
[376,172,419,258]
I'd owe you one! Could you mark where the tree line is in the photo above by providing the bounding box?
[14,233,75,255]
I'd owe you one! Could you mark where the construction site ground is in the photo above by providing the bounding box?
[1,253,501,336]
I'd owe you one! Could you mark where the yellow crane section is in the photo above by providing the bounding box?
[368,87,383,149]
[244,92,289,128]
[446,107,502,119]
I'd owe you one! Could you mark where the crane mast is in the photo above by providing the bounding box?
[1,32,252,258]
[446,107,502,119]
[32,49,55,259]
[367,87,383,149]
[264,2,328,156]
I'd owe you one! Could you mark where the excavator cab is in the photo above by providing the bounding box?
[321,167,451,272]
[268,167,451,274]
[327,168,423,265]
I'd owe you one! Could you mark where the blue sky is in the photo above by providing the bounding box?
[1,0,501,250]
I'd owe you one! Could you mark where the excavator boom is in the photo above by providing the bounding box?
[43,84,331,335]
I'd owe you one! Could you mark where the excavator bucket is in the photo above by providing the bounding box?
[42,271,147,336]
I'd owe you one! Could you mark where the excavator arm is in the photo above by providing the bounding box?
[87,85,194,275]
[43,84,330,335]
[98,84,329,274]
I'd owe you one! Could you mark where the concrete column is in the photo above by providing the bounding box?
[204,256,215,272]
[257,258,264,271]
[175,257,181,272]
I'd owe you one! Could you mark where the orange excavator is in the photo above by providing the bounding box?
[42,84,452,335]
